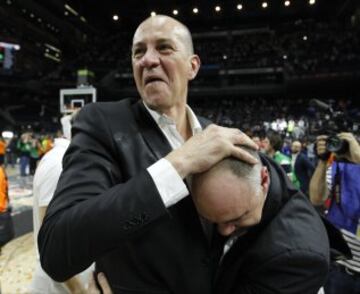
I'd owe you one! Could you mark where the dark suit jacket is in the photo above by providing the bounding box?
[214,155,330,294]
[294,153,315,195]
[38,98,215,294]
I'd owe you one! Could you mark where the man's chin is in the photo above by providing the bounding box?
[143,96,170,111]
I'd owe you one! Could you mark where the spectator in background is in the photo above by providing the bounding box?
[262,132,292,174]
[29,112,93,294]
[310,132,360,294]
[29,135,41,175]
[291,140,315,196]
[17,133,31,176]
[0,136,6,165]
[0,156,14,251]
[5,135,17,168]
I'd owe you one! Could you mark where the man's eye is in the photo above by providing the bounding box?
[158,44,173,52]
[133,49,144,57]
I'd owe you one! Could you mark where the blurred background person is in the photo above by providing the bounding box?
[29,112,92,294]
[291,140,315,196]
[310,132,360,294]
[17,133,31,177]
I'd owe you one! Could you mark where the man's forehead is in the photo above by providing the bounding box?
[133,17,187,45]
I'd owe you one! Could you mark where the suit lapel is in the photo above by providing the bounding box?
[131,100,172,161]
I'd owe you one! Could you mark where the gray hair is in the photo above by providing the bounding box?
[215,146,262,193]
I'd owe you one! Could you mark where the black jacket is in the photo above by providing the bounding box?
[38,98,214,294]
[214,155,330,294]
[294,153,315,195]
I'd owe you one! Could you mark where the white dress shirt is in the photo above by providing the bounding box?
[144,102,202,207]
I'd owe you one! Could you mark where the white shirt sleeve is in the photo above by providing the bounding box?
[36,159,63,207]
[147,158,189,207]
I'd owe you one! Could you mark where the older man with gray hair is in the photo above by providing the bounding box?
[192,147,332,294]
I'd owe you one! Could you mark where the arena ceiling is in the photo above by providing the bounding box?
[36,0,358,35]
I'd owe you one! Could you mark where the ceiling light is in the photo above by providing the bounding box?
[262,2,268,8]
[284,1,290,6]
[150,11,156,16]
[193,7,199,14]
[215,6,221,12]
[309,0,316,4]
[113,14,119,21]
[237,4,243,10]
[173,9,178,15]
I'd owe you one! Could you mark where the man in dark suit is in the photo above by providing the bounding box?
[192,147,331,294]
[38,15,258,294]
[291,140,315,195]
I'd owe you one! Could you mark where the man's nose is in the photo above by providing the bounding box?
[218,224,236,236]
[140,49,160,68]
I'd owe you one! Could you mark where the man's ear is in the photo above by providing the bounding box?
[188,55,201,80]
[260,166,270,194]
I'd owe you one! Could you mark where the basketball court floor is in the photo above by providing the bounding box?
[0,166,36,293]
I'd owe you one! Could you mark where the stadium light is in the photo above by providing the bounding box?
[151,11,156,16]
[303,35,308,41]
[113,14,119,21]
[237,4,243,10]
[285,1,290,7]
[309,0,316,5]
[262,2,268,8]
[193,7,199,14]
[215,6,221,12]
[173,9,178,15]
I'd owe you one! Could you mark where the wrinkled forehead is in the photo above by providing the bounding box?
[132,16,188,47]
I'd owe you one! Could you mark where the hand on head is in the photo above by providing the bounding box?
[165,124,259,178]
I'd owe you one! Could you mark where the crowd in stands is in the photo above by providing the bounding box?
[1,131,55,176]
[32,20,359,87]
[190,96,360,140]
[55,20,359,83]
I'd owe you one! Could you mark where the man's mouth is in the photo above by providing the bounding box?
[144,77,165,85]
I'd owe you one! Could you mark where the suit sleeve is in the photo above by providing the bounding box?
[38,104,170,282]
[230,249,328,294]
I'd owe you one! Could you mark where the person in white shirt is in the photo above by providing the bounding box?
[29,114,93,294]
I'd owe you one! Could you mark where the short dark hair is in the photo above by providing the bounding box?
[267,132,283,151]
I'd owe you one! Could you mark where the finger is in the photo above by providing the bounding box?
[97,273,113,294]
[337,132,356,142]
[234,132,259,151]
[231,146,259,165]
[88,272,100,294]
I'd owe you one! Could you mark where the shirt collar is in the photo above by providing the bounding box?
[143,101,202,135]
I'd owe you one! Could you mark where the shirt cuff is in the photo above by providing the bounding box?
[147,158,189,207]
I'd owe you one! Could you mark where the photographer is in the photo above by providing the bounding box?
[310,132,360,294]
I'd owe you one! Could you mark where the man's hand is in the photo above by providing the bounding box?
[337,132,360,163]
[88,272,112,294]
[165,124,259,178]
